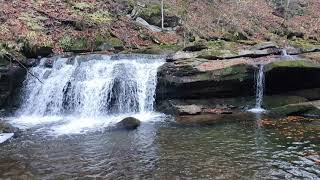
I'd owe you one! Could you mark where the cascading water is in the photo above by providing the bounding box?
[11,55,165,134]
[248,64,266,113]
[281,49,294,60]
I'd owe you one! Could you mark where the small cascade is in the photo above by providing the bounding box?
[11,55,165,134]
[249,64,266,113]
[281,49,294,60]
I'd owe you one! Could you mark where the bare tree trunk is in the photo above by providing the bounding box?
[284,0,291,20]
[161,0,164,30]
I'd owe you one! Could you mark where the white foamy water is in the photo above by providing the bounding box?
[281,49,294,60]
[0,133,14,143]
[10,55,165,135]
[248,65,266,113]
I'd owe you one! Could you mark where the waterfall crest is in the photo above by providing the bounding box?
[12,55,165,134]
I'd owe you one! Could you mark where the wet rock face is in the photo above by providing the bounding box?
[0,66,27,108]
[0,121,18,134]
[156,58,256,100]
[155,58,320,120]
[264,60,320,95]
[156,59,320,101]
[116,117,141,130]
[269,100,320,117]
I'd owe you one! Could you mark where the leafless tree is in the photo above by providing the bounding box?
[161,0,164,30]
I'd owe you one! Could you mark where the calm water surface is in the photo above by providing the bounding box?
[0,116,319,179]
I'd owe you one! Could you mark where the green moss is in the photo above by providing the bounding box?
[24,31,53,47]
[95,33,123,48]
[86,11,111,24]
[270,103,319,117]
[289,38,319,51]
[211,64,251,81]
[264,60,319,72]
[59,35,88,51]
[73,2,94,10]
[18,13,45,31]
[198,49,238,59]
[207,40,225,49]
[263,95,308,109]
[71,2,111,25]
[142,4,162,16]
[125,44,182,54]
[206,40,239,54]
[109,37,123,47]
[139,3,163,26]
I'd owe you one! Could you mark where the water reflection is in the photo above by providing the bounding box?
[0,117,319,179]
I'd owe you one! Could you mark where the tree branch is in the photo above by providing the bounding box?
[3,54,43,84]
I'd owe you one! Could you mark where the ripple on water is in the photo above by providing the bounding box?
[0,119,319,179]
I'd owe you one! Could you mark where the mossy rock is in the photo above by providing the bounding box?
[301,52,320,63]
[183,39,208,52]
[59,35,88,52]
[289,38,320,52]
[71,2,111,25]
[197,49,239,59]
[264,60,320,72]
[139,3,180,27]
[263,95,308,109]
[210,64,253,81]
[139,4,162,26]
[95,33,124,51]
[126,44,182,55]
[270,102,320,117]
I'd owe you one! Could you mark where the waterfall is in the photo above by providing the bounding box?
[249,64,266,113]
[281,49,294,60]
[11,55,165,134]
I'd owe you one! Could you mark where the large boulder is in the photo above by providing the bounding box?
[0,121,20,143]
[116,117,141,130]
[0,66,27,108]
[0,121,18,134]
[264,60,320,95]
[156,58,256,100]
[269,100,320,117]
[138,4,180,28]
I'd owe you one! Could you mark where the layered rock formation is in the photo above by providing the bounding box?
[156,49,320,123]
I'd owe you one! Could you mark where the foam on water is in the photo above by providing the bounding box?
[10,55,165,135]
[0,133,14,144]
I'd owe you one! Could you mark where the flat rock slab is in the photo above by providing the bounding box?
[0,133,14,144]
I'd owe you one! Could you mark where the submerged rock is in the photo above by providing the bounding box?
[0,121,18,134]
[0,121,20,143]
[176,112,254,125]
[116,117,141,130]
[270,100,320,117]
[174,104,202,115]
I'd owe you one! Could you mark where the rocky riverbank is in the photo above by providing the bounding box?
[1,0,320,124]
[155,41,320,124]
[1,42,320,125]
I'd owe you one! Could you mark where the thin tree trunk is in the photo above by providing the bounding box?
[4,54,43,84]
[161,0,164,30]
